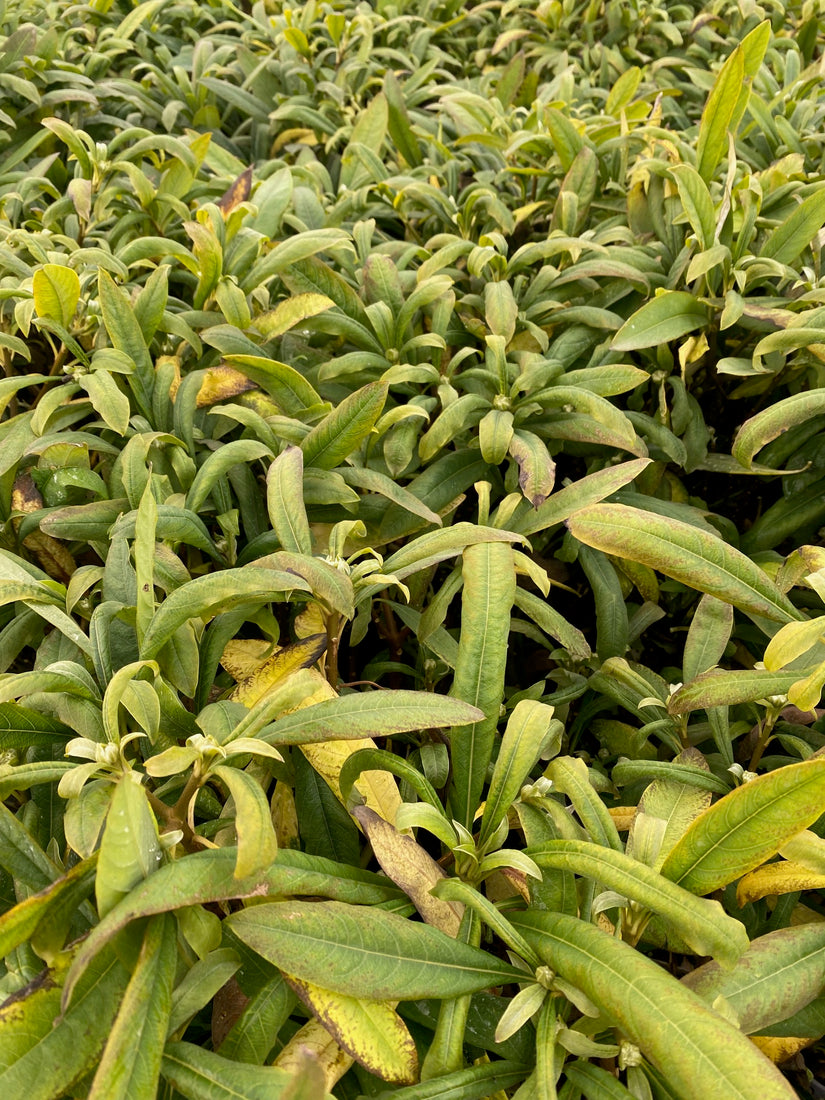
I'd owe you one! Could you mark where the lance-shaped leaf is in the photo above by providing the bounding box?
[285,976,418,1084]
[63,849,403,1009]
[511,911,797,1100]
[266,445,312,555]
[668,667,812,714]
[221,354,324,415]
[735,860,825,906]
[0,854,95,960]
[88,914,177,1100]
[683,594,734,682]
[514,458,650,537]
[301,381,387,469]
[0,946,129,1100]
[140,568,311,659]
[479,700,559,849]
[526,839,747,966]
[449,542,516,830]
[696,38,745,182]
[226,900,523,999]
[212,765,279,879]
[567,503,800,623]
[660,757,825,894]
[95,773,162,918]
[351,805,462,935]
[162,1042,335,1100]
[732,390,825,469]
[256,689,483,746]
[547,756,623,851]
[612,292,709,351]
[682,922,825,1035]
[379,522,524,583]
[508,429,555,509]
[761,188,825,268]
[230,635,327,706]
[186,439,272,514]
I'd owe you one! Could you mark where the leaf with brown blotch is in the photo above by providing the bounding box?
[217,167,253,216]
[11,473,76,582]
[351,805,462,936]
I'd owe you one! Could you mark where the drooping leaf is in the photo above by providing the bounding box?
[568,503,800,623]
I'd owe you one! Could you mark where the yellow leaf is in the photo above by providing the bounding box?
[779,829,825,874]
[351,805,462,936]
[750,1035,813,1064]
[736,860,825,906]
[254,294,335,340]
[220,639,276,681]
[230,635,327,706]
[196,365,257,408]
[302,737,402,825]
[608,805,637,832]
[271,779,300,849]
[272,1017,352,1089]
[295,601,327,639]
[285,975,418,1085]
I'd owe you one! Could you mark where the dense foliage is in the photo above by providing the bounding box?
[0,0,824,1096]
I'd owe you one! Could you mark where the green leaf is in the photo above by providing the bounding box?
[258,690,483,746]
[567,502,800,624]
[140,568,311,659]
[300,381,388,469]
[212,765,279,879]
[221,354,324,416]
[514,458,650,537]
[384,71,422,168]
[732,389,825,468]
[0,855,96,961]
[0,702,74,750]
[79,369,131,435]
[683,594,734,681]
[547,756,623,852]
[225,900,523,999]
[511,911,797,1100]
[667,667,810,714]
[761,187,825,267]
[64,849,403,1005]
[0,946,129,1099]
[683,922,825,1035]
[527,839,746,965]
[479,700,559,849]
[88,914,177,1100]
[162,1042,333,1100]
[95,774,162,919]
[134,479,157,648]
[612,292,709,351]
[670,165,716,250]
[696,43,745,182]
[32,265,80,329]
[339,467,442,527]
[266,446,312,555]
[660,757,825,894]
[449,542,516,830]
[97,269,153,417]
[380,523,524,583]
[367,1061,529,1099]
[186,440,272,514]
